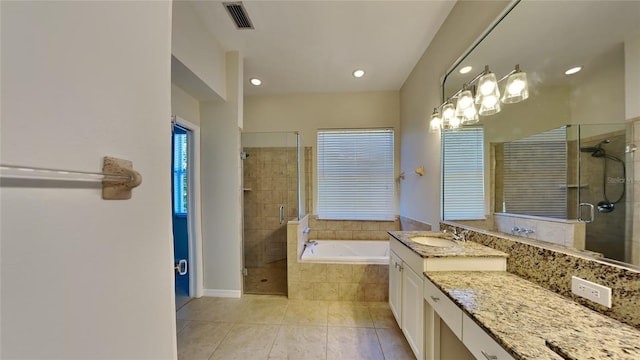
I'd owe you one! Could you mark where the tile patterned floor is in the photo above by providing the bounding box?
[176,296,416,360]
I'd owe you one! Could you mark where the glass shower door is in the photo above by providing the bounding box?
[577,124,633,263]
[241,132,300,295]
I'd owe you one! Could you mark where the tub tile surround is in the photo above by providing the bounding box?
[425,271,640,360]
[287,215,392,301]
[443,222,640,329]
[307,215,400,241]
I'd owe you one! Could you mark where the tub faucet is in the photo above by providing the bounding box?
[304,240,318,249]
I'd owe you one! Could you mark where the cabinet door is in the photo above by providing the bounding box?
[389,250,403,326]
[401,265,424,360]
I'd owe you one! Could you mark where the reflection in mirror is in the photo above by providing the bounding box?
[441,0,640,267]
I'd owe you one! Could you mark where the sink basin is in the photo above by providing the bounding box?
[410,236,456,248]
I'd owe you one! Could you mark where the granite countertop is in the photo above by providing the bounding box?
[388,231,509,258]
[425,271,640,360]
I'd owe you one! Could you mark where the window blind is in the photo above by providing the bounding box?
[173,132,188,215]
[503,127,567,218]
[317,129,394,220]
[442,128,485,220]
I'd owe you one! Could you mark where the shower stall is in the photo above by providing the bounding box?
[576,124,632,262]
[494,123,636,264]
[241,132,303,295]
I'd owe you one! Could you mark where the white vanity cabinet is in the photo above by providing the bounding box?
[389,250,403,325]
[389,248,424,360]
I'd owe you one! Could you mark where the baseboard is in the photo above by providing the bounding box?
[203,289,241,298]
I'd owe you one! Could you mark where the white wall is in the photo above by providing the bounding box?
[1,2,176,358]
[399,1,510,228]
[244,91,400,214]
[200,51,244,295]
[172,1,226,100]
[626,34,640,120]
[172,83,201,126]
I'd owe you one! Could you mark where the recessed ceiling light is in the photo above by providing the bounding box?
[352,69,365,78]
[250,78,262,86]
[564,66,582,75]
[459,66,473,74]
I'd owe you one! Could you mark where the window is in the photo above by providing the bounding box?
[442,128,485,220]
[317,129,394,220]
[173,130,188,216]
[502,127,567,218]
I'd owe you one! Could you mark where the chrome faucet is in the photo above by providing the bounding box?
[444,227,468,242]
[304,240,318,249]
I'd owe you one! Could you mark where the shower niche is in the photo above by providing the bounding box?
[491,123,635,264]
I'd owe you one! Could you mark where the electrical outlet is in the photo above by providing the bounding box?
[571,276,611,308]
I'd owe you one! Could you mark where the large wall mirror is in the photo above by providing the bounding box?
[441,0,640,268]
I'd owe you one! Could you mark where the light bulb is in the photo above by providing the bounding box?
[429,109,441,133]
[483,95,497,107]
[501,66,529,104]
[480,80,496,95]
[507,79,525,95]
[442,104,455,119]
[449,116,461,129]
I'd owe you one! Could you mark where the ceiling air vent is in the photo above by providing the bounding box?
[223,2,254,30]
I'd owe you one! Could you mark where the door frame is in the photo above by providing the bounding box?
[173,115,203,298]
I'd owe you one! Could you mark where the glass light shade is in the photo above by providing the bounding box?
[429,109,441,133]
[479,94,501,116]
[455,89,479,124]
[442,102,455,121]
[455,90,474,117]
[476,68,500,116]
[448,116,461,130]
[501,70,529,104]
[461,105,479,125]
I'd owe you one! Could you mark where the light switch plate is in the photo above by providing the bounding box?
[571,276,612,308]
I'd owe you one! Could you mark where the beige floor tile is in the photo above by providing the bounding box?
[376,327,416,359]
[176,319,190,334]
[235,297,289,324]
[177,320,232,360]
[282,300,329,326]
[369,306,398,329]
[327,327,384,360]
[268,325,327,359]
[209,323,280,360]
[177,297,245,322]
[327,301,374,327]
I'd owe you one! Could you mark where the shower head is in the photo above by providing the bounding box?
[580,139,610,157]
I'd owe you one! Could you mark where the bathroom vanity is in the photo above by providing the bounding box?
[389,230,640,360]
[388,231,508,359]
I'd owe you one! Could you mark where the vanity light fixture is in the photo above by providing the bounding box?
[455,85,479,124]
[429,108,442,133]
[429,63,529,132]
[476,66,501,116]
[565,66,582,75]
[501,64,529,104]
[250,78,262,86]
[352,69,365,78]
[441,102,460,130]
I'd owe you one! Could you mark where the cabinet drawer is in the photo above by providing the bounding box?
[424,278,462,339]
[462,314,515,360]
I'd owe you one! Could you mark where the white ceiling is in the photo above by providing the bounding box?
[189,1,456,96]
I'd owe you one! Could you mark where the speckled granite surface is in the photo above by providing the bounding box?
[425,271,640,360]
[442,222,640,329]
[388,231,509,258]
